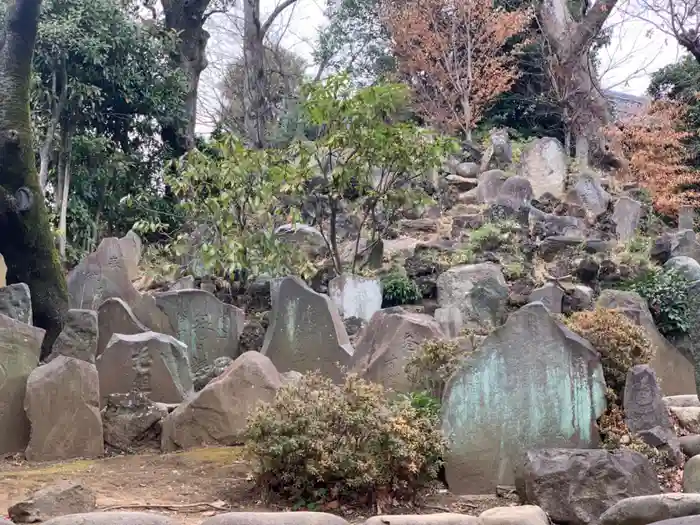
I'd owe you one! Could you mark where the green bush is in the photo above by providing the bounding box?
[245,373,447,502]
[405,339,464,399]
[381,271,422,307]
[623,268,694,336]
[564,308,653,396]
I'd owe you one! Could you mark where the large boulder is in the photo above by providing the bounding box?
[599,494,700,525]
[154,289,245,375]
[25,356,103,461]
[97,331,194,406]
[0,313,43,454]
[200,513,350,525]
[515,448,661,525]
[350,310,444,394]
[47,309,98,364]
[517,137,567,198]
[442,303,606,494]
[161,351,281,451]
[597,290,696,396]
[664,256,700,283]
[261,276,354,382]
[102,391,169,452]
[566,171,612,218]
[0,282,32,324]
[436,263,508,332]
[477,170,508,203]
[8,482,96,523]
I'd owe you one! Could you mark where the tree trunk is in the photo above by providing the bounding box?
[0,0,69,358]
[58,127,73,258]
[161,0,211,155]
[538,0,618,166]
[243,0,298,148]
[38,61,68,190]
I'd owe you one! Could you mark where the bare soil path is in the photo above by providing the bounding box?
[0,447,517,524]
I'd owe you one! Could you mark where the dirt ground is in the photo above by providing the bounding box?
[0,447,519,525]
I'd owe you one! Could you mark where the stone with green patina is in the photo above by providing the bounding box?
[155,289,245,374]
[0,312,44,454]
[441,302,606,494]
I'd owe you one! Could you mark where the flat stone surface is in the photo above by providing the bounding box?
[155,289,245,375]
[613,197,643,243]
[200,512,350,525]
[442,303,606,494]
[516,137,567,198]
[43,512,181,525]
[0,313,44,454]
[25,356,103,461]
[261,276,354,382]
[479,506,549,525]
[599,494,700,525]
[624,365,674,434]
[328,274,382,323]
[97,331,193,407]
[363,516,479,525]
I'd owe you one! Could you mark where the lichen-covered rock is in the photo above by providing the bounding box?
[515,448,661,525]
[0,282,32,324]
[161,352,282,451]
[102,391,169,452]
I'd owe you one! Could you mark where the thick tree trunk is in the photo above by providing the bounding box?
[538,0,618,166]
[243,0,298,148]
[0,0,69,358]
[161,0,211,155]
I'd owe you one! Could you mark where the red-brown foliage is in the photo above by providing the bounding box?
[606,100,699,217]
[383,0,531,137]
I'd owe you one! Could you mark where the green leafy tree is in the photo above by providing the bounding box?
[292,74,455,273]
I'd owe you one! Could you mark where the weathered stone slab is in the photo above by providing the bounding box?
[436,263,508,332]
[680,206,696,231]
[496,176,533,210]
[0,313,44,454]
[0,282,32,324]
[328,274,382,322]
[515,448,660,525]
[614,197,643,243]
[97,332,194,406]
[155,289,245,374]
[25,356,103,461]
[597,290,696,396]
[625,365,675,434]
[67,238,172,337]
[477,170,508,204]
[566,171,612,218]
[350,310,444,394]
[97,298,149,357]
[261,276,354,382]
[8,481,96,523]
[47,309,98,364]
[442,303,606,494]
[161,351,281,451]
[529,283,565,313]
[119,230,142,281]
[517,137,567,198]
[480,506,549,525]
[364,516,478,525]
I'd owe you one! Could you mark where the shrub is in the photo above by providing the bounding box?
[623,268,694,337]
[381,271,422,307]
[245,373,447,502]
[564,308,653,396]
[405,339,464,399]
